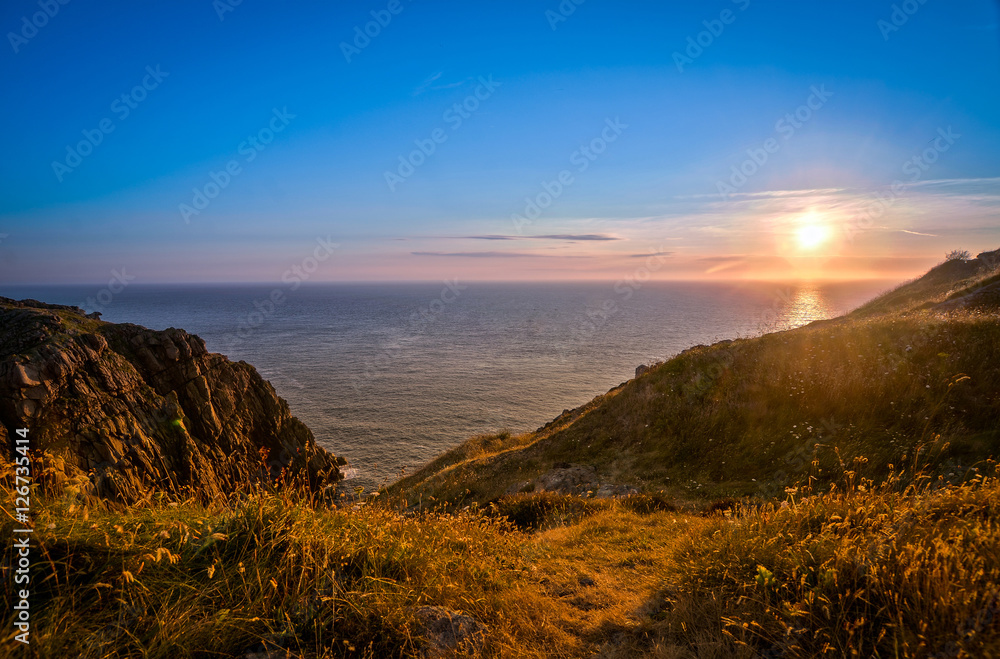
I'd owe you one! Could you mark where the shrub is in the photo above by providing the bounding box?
[490,492,605,531]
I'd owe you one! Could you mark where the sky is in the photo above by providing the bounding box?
[1,0,998,284]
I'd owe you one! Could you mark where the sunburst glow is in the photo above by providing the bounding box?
[796,222,830,250]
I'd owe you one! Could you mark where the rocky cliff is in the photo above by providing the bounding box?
[0,297,343,503]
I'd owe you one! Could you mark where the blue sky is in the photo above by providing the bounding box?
[1,0,998,283]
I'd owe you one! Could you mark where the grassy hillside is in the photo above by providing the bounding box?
[849,248,999,317]
[389,310,1000,509]
[5,460,1000,657]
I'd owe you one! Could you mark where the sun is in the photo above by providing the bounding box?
[796,222,830,250]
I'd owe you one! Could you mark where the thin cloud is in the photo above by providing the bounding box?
[462,234,620,241]
[412,71,443,95]
[538,234,620,241]
[629,251,673,258]
[412,251,542,258]
[432,80,468,90]
[906,176,1000,189]
[413,71,473,95]
[698,255,746,263]
[677,178,1000,202]
[678,187,846,201]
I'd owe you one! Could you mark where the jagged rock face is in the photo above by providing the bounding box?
[0,297,342,503]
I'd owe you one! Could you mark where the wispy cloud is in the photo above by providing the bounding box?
[676,178,1000,202]
[462,233,620,241]
[413,71,473,95]
[412,71,443,95]
[393,177,996,280]
[539,234,620,241]
[677,187,847,201]
[412,251,543,258]
[432,80,468,90]
[906,177,1000,189]
[698,255,748,263]
[629,251,673,258]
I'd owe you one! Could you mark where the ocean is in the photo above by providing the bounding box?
[2,280,893,489]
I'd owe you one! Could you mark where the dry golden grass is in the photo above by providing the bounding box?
[5,460,1000,657]
[523,509,714,657]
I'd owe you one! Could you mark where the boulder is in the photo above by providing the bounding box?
[510,462,639,498]
[411,606,486,658]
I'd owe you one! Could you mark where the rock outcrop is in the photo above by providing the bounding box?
[934,280,1000,313]
[411,606,486,658]
[506,463,638,498]
[0,297,343,503]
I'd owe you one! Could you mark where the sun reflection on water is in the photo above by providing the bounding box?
[781,286,836,329]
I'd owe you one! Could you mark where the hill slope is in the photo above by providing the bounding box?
[390,251,1000,508]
